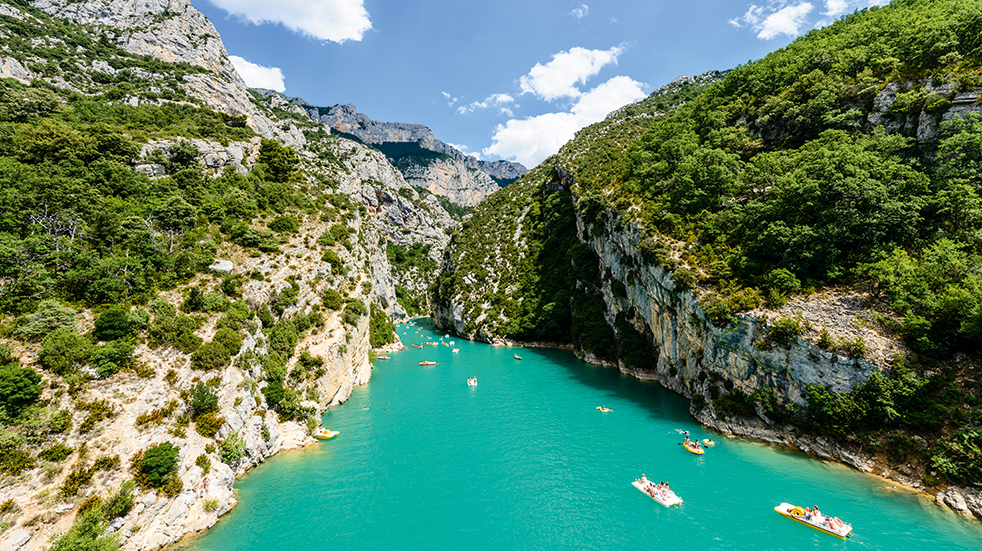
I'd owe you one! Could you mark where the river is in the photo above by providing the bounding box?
[180,320,982,550]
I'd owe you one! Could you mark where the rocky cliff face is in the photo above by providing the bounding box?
[0,1,456,549]
[31,0,305,148]
[308,102,527,184]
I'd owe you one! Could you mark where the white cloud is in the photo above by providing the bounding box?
[568,5,589,19]
[519,46,625,101]
[823,0,848,15]
[483,75,646,168]
[731,1,888,38]
[457,93,515,116]
[442,91,459,107]
[229,55,286,92]
[206,0,372,43]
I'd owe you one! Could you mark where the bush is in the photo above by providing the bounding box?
[93,304,133,341]
[369,304,395,347]
[136,442,179,488]
[195,453,211,475]
[342,301,367,326]
[194,411,225,439]
[92,340,135,378]
[219,432,245,464]
[268,214,300,233]
[191,340,232,371]
[212,327,243,356]
[188,382,219,419]
[14,299,77,341]
[38,443,73,463]
[768,315,805,347]
[0,365,42,417]
[322,250,344,274]
[202,497,221,512]
[323,289,344,311]
[37,329,94,375]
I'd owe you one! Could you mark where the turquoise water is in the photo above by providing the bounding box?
[182,320,982,550]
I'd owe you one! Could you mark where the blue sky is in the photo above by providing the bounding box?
[190,0,888,168]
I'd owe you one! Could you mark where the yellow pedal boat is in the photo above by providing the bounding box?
[774,503,852,539]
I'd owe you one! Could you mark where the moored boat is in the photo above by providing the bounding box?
[377,355,390,360]
[632,479,682,507]
[774,503,852,539]
[312,428,339,440]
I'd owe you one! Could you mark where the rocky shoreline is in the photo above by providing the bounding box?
[437,323,982,523]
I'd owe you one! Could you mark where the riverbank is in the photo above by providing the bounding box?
[433,317,982,523]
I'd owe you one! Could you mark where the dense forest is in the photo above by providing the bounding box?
[439,0,982,489]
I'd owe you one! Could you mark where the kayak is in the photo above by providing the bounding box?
[632,480,683,507]
[312,428,339,440]
[774,503,852,539]
[683,441,705,455]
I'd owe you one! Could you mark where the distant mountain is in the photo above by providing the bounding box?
[254,92,527,187]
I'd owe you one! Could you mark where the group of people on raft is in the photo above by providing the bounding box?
[789,504,847,532]
[682,435,704,451]
[637,474,675,501]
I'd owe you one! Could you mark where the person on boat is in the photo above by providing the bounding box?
[812,505,824,524]
[803,507,813,520]
[683,436,690,444]
[641,474,648,484]
[828,517,844,532]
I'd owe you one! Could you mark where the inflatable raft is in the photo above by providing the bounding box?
[774,503,852,539]
[632,480,683,507]
[683,441,705,455]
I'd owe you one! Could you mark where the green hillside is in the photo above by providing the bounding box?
[439,0,982,488]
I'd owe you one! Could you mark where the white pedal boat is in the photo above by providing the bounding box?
[632,480,683,507]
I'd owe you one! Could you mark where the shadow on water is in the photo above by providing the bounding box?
[530,347,695,428]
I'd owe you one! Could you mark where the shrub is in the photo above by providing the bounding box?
[93,304,133,341]
[37,329,94,375]
[768,315,805,347]
[369,304,395,347]
[322,250,344,274]
[61,468,94,497]
[219,432,245,464]
[92,339,135,378]
[323,289,344,311]
[38,443,73,463]
[14,300,77,341]
[188,382,219,419]
[202,497,221,512]
[191,341,232,371]
[136,442,179,488]
[342,301,367,326]
[268,214,300,233]
[212,327,243,356]
[0,365,42,417]
[194,411,225,439]
[195,453,211,475]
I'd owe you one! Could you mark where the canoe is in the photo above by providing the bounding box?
[774,503,852,539]
[312,429,339,440]
[631,480,682,507]
[683,441,704,455]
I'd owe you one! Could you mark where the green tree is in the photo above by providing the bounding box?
[138,442,179,487]
[0,364,42,417]
[37,329,94,375]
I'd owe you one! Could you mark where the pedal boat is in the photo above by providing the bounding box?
[683,441,705,455]
[596,406,612,412]
[312,428,339,440]
[774,503,852,539]
[632,480,682,507]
